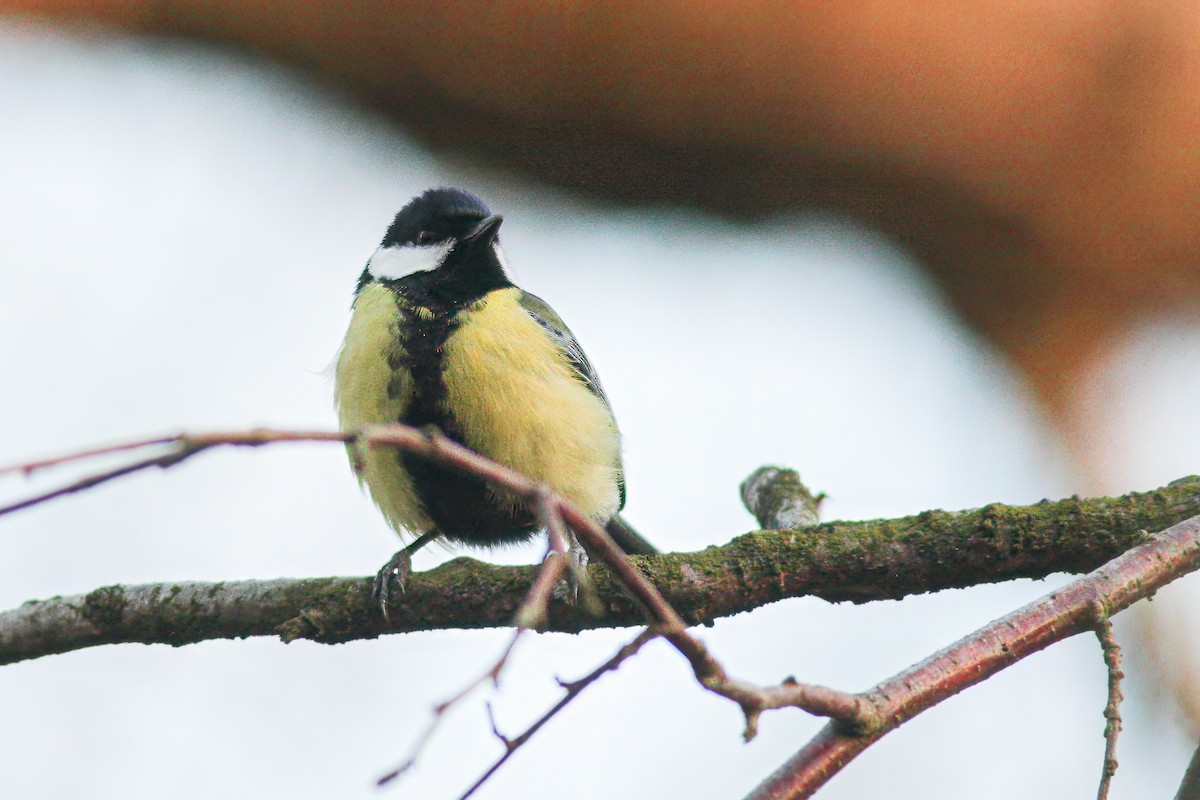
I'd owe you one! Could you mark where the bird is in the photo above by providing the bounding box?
[334,187,656,612]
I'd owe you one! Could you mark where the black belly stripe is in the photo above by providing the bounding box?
[389,284,539,547]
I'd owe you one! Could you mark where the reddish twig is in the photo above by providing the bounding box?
[0,429,348,518]
[513,490,571,631]
[376,628,524,786]
[2,426,865,738]
[553,499,866,737]
[457,627,660,800]
[375,488,589,789]
[1095,617,1124,800]
[670,637,870,741]
[745,515,1200,800]
[0,447,200,517]
[0,435,179,478]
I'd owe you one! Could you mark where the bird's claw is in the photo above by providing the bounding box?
[372,548,414,620]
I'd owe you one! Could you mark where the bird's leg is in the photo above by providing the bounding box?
[556,530,605,615]
[373,529,441,619]
[566,529,589,573]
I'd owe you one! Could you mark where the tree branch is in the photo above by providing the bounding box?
[743,513,1200,800]
[1095,619,1124,800]
[376,629,524,787]
[4,474,1200,665]
[7,428,1200,798]
[457,627,660,799]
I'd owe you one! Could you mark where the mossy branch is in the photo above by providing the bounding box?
[3,475,1199,665]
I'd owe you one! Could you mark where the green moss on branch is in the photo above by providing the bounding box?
[3,477,1198,665]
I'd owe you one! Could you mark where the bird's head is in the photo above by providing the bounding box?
[357,187,507,297]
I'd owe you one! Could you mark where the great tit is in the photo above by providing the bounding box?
[335,187,656,608]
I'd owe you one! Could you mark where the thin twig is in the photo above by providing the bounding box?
[374,487,591,787]
[0,435,179,478]
[0,446,207,517]
[1095,615,1124,800]
[0,429,351,519]
[372,451,647,791]
[681,645,869,741]
[512,490,571,630]
[457,627,660,800]
[483,702,510,748]
[554,501,867,736]
[376,628,524,786]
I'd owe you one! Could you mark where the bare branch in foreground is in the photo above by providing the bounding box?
[457,627,660,800]
[0,426,866,758]
[7,428,1200,799]
[0,434,179,478]
[1095,619,1124,800]
[545,484,865,738]
[376,491,577,788]
[744,513,1200,800]
[515,489,575,629]
[0,447,191,517]
[376,629,523,787]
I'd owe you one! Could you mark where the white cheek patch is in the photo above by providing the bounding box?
[366,243,452,281]
[493,244,514,278]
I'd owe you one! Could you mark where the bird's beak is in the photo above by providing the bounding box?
[465,214,503,245]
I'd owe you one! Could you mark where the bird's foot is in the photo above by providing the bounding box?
[549,538,588,605]
[565,534,589,600]
[372,548,413,620]
[371,530,441,620]
[554,531,603,615]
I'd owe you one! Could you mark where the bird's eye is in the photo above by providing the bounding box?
[416,230,435,245]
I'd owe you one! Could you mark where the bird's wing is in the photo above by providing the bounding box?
[516,291,612,407]
[516,290,625,508]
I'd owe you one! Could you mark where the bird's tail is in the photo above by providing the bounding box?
[603,513,658,556]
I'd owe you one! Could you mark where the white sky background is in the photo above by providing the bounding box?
[0,21,1196,800]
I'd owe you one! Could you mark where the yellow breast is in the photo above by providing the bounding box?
[336,284,621,541]
[334,283,429,536]
[442,287,622,521]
